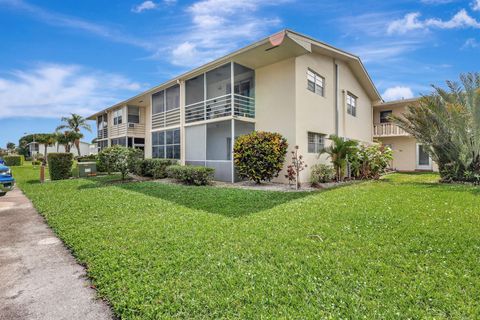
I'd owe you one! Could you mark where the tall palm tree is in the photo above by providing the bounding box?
[320,135,358,181]
[56,114,91,156]
[35,134,57,165]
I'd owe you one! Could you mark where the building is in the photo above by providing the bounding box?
[88,29,434,183]
[373,98,437,172]
[28,141,96,157]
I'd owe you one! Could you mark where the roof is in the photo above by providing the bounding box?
[373,97,420,107]
[88,29,383,119]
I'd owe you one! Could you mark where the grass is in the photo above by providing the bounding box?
[12,165,480,319]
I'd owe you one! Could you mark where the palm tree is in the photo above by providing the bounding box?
[35,134,57,165]
[320,135,358,181]
[56,114,91,156]
[391,73,480,182]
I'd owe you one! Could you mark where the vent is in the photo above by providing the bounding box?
[128,123,135,128]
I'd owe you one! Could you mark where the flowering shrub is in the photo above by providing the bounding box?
[349,143,393,180]
[310,164,335,186]
[234,131,288,184]
[97,146,142,179]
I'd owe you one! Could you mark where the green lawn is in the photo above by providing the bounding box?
[12,166,480,319]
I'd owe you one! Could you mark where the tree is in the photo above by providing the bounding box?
[56,113,92,156]
[234,131,288,184]
[391,73,480,182]
[35,134,57,165]
[320,135,358,181]
[6,142,15,152]
[97,145,142,179]
[56,131,83,153]
[285,146,307,189]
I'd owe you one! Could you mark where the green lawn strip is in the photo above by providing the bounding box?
[12,166,480,319]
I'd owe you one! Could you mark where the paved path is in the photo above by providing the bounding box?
[0,189,112,320]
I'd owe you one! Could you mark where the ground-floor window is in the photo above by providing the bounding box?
[152,128,180,159]
[111,137,127,146]
[97,140,108,151]
[307,132,326,153]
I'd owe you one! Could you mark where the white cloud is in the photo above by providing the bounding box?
[167,0,285,67]
[462,37,480,49]
[382,86,414,101]
[0,64,143,119]
[132,1,157,13]
[1,0,151,49]
[388,9,480,34]
[473,0,480,11]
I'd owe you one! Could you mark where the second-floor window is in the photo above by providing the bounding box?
[113,109,122,125]
[380,110,392,123]
[347,92,357,117]
[307,69,325,97]
[308,132,326,153]
[128,106,140,124]
[152,84,180,115]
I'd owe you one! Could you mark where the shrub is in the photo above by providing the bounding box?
[135,159,177,179]
[166,165,214,186]
[77,154,97,162]
[48,153,73,180]
[285,146,307,189]
[349,143,393,180]
[234,131,288,184]
[310,164,335,185]
[3,155,24,166]
[32,160,42,166]
[97,146,142,179]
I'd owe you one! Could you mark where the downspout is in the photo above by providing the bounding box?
[334,60,339,136]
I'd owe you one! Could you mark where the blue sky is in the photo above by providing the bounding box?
[1,0,479,147]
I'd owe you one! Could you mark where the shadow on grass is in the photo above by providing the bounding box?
[78,177,313,217]
[379,173,480,196]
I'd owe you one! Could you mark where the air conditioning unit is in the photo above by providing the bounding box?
[128,123,135,128]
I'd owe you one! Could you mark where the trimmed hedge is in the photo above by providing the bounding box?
[47,153,74,180]
[135,159,177,179]
[166,165,214,186]
[3,155,24,166]
[77,154,97,163]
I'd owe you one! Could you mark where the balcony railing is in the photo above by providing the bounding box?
[152,108,181,129]
[373,123,409,137]
[185,94,255,124]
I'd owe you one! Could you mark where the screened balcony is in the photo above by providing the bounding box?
[185,62,255,124]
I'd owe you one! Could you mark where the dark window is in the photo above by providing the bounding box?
[113,109,122,125]
[152,128,180,159]
[152,91,165,114]
[166,85,180,111]
[380,110,392,123]
[128,106,140,123]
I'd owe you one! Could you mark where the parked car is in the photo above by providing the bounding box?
[0,163,15,196]
[0,157,5,165]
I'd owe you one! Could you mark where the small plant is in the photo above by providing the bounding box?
[234,131,288,184]
[97,146,142,179]
[166,165,214,186]
[285,146,307,189]
[310,164,335,186]
[47,153,73,180]
[320,135,358,182]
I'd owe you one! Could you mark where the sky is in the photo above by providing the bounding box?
[0,0,479,147]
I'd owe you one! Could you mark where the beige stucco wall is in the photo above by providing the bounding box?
[378,136,417,171]
[254,57,297,183]
[373,104,406,123]
[337,60,373,144]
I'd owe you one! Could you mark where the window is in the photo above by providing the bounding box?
[97,114,107,138]
[152,128,180,159]
[128,106,140,124]
[113,109,122,125]
[307,69,325,96]
[166,85,180,111]
[380,110,392,123]
[308,132,326,153]
[111,137,126,146]
[152,91,165,114]
[97,140,108,151]
[347,92,357,117]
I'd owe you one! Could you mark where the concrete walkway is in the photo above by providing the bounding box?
[0,189,112,320]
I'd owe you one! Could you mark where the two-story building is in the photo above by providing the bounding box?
[88,29,433,183]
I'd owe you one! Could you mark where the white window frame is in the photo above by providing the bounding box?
[346,92,357,117]
[113,109,123,126]
[307,132,326,153]
[307,69,325,97]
